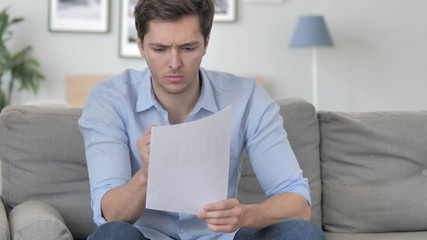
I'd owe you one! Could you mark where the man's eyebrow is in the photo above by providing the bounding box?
[148,43,169,48]
[148,41,200,48]
[180,41,200,47]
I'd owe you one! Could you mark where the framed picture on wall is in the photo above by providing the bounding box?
[120,0,141,58]
[49,0,110,33]
[245,0,282,3]
[214,0,236,22]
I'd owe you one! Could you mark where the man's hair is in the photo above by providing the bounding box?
[134,0,215,46]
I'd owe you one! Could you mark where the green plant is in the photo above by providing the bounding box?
[0,7,44,111]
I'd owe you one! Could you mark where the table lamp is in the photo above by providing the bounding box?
[290,15,334,108]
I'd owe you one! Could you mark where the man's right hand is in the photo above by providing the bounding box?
[137,125,156,179]
[101,125,156,223]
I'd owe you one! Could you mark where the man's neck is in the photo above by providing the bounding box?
[163,95,198,124]
[153,75,201,125]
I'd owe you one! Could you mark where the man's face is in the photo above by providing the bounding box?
[138,15,209,96]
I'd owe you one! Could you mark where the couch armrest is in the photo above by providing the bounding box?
[9,201,72,240]
[0,198,10,240]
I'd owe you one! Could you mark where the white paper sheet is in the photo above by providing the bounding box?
[146,106,232,215]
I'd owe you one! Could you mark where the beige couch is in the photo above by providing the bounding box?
[0,98,426,240]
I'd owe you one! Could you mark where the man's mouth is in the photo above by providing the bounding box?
[165,75,185,83]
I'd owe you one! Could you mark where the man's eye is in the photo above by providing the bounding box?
[183,47,195,52]
[154,48,165,52]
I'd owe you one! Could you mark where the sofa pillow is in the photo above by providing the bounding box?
[0,106,96,239]
[0,160,2,198]
[238,98,322,226]
[9,201,72,240]
[0,198,10,240]
[319,110,427,233]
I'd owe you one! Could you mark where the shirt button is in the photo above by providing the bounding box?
[180,229,184,234]
[422,169,427,177]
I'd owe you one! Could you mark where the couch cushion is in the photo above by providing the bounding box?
[238,98,322,226]
[0,106,96,239]
[325,232,427,240]
[319,110,427,233]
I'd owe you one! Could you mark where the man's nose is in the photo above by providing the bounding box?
[169,49,182,69]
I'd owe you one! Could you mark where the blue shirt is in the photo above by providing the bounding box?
[78,68,310,240]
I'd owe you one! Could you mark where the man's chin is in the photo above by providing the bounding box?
[160,84,191,95]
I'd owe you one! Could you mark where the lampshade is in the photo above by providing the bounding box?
[290,16,334,48]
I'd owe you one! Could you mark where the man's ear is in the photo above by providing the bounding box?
[203,34,210,55]
[137,36,145,58]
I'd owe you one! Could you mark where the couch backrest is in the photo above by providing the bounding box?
[319,110,427,233]
[0,106,95,239]
[238,98,322,226]
[0,98,323,238]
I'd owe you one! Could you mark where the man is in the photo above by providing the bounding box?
[79,0,325,239]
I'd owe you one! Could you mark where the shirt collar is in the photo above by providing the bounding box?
[134,67,219,114]
[192,68,219,114]
[135,68,157,113]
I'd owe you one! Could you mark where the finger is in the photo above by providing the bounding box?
[138,125,158,164]
[137,139,150,150]
[141,125,157,140]
[146,124,158,134]
[204,215,240,225]
[138,125,158,151]
[137,140,150,160]
[198,206,242,220]
[203,198,239,212]
[206,223,239,233]
[198,209,232,219]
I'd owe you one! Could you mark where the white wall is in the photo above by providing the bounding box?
[2,0,427,111]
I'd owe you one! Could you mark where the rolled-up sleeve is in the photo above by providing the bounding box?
[244,85,311,205]
[78,82,132,225]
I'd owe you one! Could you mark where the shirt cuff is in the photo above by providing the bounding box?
[91,187,112,225]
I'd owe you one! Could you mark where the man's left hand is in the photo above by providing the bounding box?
[197,198,244,233]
